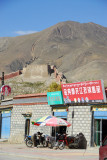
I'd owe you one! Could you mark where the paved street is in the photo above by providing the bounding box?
[0,142,99,160]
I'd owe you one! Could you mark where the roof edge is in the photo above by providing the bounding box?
[13,93,47,99]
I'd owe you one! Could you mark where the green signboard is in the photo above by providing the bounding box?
[47,91,64,105]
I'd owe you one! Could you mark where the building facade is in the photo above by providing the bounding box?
[0,92,107,147]
[9,93,52,143]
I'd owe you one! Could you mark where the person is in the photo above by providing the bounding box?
[31,133,38,147]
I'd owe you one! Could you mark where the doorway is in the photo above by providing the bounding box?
[102,120,107,141]
[1,111,11,139]
[25,119,30,137]
[52,107,68,136]
[52,126,67,136]
[94,119,102,146]
[94,119,107,146]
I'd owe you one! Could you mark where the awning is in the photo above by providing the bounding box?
[94,111,107,119]
[54,111,67,118]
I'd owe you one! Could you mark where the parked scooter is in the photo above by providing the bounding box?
[25,135,33,147]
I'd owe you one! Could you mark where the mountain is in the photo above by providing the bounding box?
[0,21,107,85]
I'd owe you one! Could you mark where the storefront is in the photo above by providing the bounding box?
[47,91,68,135]
[92,105,107,146]
[61,80,107,147]
[0,80,106,147]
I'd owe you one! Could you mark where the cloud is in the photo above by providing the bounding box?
[14,30,38,35]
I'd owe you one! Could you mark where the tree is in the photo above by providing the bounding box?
[47,82,61,92]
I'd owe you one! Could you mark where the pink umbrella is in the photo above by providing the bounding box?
[40,116,71,141]
[40,116,71,127]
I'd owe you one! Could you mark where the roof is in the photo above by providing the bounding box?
[13,93,47,99]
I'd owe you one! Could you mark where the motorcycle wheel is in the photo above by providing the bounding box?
[58,142,65,150]
[26,140,33,147]
[43,141,48,147]
[48,141,56,149]
[53,142,59,149]
[48,142,53,148]
[74,139,79,149]
[74,144,79,149]
[68,142,74,149]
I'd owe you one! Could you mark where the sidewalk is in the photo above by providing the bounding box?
[0,139,8,142]
[0,142,99,160]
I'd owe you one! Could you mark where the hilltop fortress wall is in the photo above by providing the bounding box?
[0,64,66,84]
[0,70,22,81]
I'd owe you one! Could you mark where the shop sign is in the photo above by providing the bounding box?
[92,107,107,111]
[61,80,106,104]
[2,110,11,114]
[53,109,67,112]
[47,91,64,105]
[2,110,11,117]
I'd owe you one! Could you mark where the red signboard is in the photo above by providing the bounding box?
[61,80,106,103]
[1,85,11,96]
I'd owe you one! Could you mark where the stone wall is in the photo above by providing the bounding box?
[22,64,49,82]
[67,105,92,147]
[50,65,67,84]
[0,70,22,81]
[9,104,52,143]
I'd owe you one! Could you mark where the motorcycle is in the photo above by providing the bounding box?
[56,132,86,149]
[67,134,80,149]
[68,133,87,149]
[25,135,33,147]
[33,132,47,147]
[43,135,56,148]
[25,132,47,148]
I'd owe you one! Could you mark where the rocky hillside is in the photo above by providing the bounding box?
[0,21,107,85]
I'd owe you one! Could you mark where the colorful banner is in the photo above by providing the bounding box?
[61,80,106,104]
[47,91,64,105]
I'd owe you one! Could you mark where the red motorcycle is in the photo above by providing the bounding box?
[56,132,86,150]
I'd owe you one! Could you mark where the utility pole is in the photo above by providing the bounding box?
[1,72,4,100]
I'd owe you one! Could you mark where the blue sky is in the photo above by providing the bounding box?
[0,0,107,37]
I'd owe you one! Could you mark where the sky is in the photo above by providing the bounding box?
[0,0,107,37]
